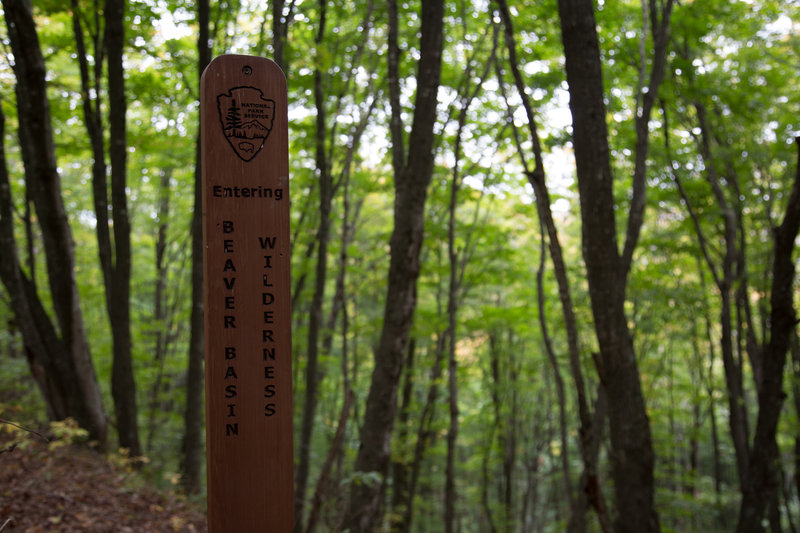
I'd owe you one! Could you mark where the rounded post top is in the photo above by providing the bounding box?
[201,54,286,87]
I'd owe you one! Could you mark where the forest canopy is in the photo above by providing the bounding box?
[0,0,799,532]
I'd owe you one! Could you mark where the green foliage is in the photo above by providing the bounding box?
[0,0,799,530]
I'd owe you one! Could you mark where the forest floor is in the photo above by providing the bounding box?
[0,422,207,532]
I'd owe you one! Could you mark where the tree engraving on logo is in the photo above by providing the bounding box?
[217,86,275,162]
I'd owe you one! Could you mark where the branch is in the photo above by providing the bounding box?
[662,107,722,287]
[386,0,405,177]
[621,0,675,276]
[0,418,51,443]
[672,172,722,289]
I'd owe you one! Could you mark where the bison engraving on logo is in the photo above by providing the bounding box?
[217,86,275,162]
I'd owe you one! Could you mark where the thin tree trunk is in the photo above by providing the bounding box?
[390,340,417,532]
[481,422,499,533]
[291,228,319,321]
[330,169,357,528]
[340,0,445,529]
[791,332,800,516]
[395,333,446,533]
[671,101,753,487]
[105,0,140,457]
[444,181,460,533]
[487,331,511,531]
[687,338,702,501]
[700,257,728,526]
[304,390,355,533]
[297,30,376,527]
[71,0,111,296]
[146,168,173,453]
[668,112,737,516]
[505,353,519,533]
[272,0,295,72]
[697,103,752,483]
[503,336,517,533]
[535,216,573,511]
[180,0,211,494]
[294,4,332,528]
[443,39,494,533]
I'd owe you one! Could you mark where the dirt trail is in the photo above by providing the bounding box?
[0,427,207,532]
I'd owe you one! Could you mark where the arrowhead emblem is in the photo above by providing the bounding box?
[217,86,275,161]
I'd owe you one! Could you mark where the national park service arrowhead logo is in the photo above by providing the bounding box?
[217,86,275,161]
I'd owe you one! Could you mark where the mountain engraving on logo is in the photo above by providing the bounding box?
[217,86,275,162]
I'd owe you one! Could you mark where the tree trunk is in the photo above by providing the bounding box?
[669,103,753,499]
[71,0,140,457]
[493,2,613,529]
[736,139,800,532]
[696,102,752,483]
[535,219,573,513]
[442,40,492,533]
[340,0,445,529]
[272,0,290,72]
[180,0,212,494]
[792,332,800,517]
[295,4,333,527]
[296,14,375,526]
[487,331,512,532]
[393,334,446,533]
[389,341,417,532]
[304,390,355,533]
[106,0,141,457]
[0,112,71,424]
[146,168,173,453]
[70,0,111,293]
[1,0,107,447]
[505,354,519,533]
[444,188,460,533]
[555,0,666,530]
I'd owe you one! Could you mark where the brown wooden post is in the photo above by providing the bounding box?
[201,54,293,532]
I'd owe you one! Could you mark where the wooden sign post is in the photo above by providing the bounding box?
[201,55,293,532]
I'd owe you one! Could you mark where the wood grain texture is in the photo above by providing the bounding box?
[201,54,293,533]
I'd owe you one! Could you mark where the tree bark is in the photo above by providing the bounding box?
[736,139,800,532]
[1,0,107,447]
[146,168,174,453]
[555,0,669,530]
[792,332,800,518]
[340,2,445,529]
[271,0,293,72]
[71,0,111,292]
[444,165,460,533]
[105,0,141,457]
[180,0,212,494]
[0,109,71,424]
[294,4,333,528]
[535,216,573,513]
